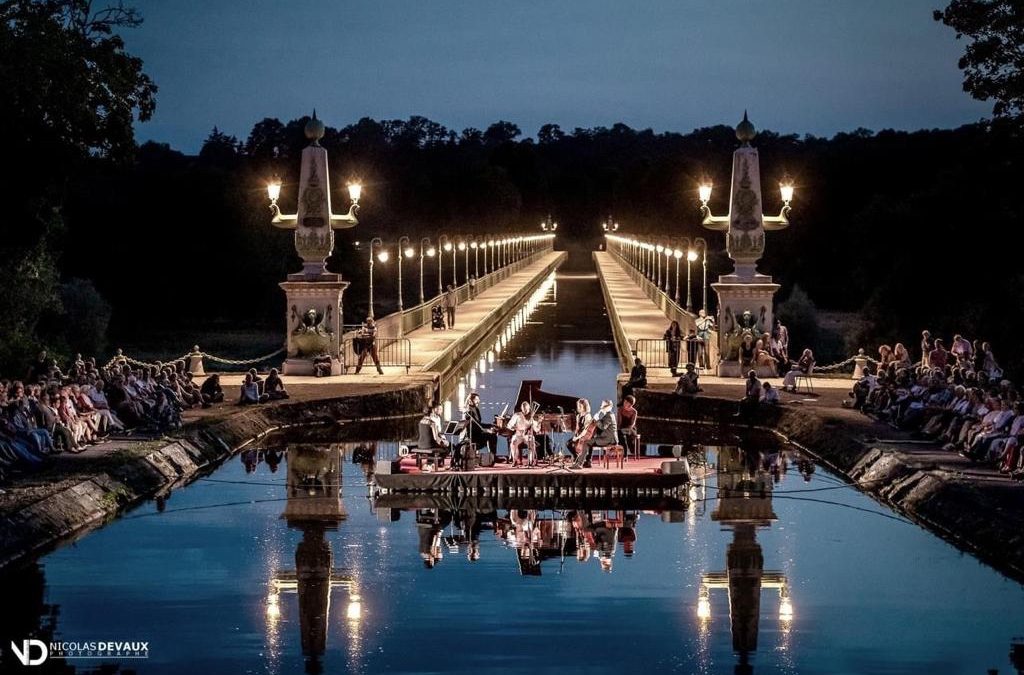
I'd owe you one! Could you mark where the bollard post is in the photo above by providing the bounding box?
[852,349,867,379]
[187,345,205,376]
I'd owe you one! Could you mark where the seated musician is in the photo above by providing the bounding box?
[569,398,593,461]
[418,404,450,466]
[460,392,497,459]
[507,401,540,467]
[617,395,639,455]
[581,400,618,468]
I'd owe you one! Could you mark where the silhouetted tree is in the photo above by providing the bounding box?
[935,0,1024,120]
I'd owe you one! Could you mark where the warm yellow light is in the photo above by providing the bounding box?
[673,248,683,259]
[377,250,389,263]
[687,249,699,262]
[470,241,478,249]
[443,242,453,252]
[266,594,281,619]
[458,241,466,251]
[404,247,415,258]
[779,598,793,622]
[427,247,436,257]
[656,244,664,253]
[697,597,711,620]
[665,247,673,258]
[267,179,281,202]
[347,182,362,203]
[698,183,713,204]
[780,181,795,204]
[347,599,362,621]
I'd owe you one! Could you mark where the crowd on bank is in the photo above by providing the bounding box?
[0,350,292,480]
[847,331,1022,479]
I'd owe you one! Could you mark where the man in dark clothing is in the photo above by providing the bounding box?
[738,370,761,420]
[200,374,225,406]
[622,357,647,399]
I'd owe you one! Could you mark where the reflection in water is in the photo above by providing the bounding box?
[268,444,361,675]
[700,445,792,675]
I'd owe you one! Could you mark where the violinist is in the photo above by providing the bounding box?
[507,401,541,467]
[569,398,593,461]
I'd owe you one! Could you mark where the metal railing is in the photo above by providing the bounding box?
[634,338,713,371]
[341,336,412,374]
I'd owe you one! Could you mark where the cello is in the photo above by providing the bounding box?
[571,415,599,467]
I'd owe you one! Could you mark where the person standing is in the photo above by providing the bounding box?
[664,321,683,376]
[354,317,385,375]
[444,284,457,328]
[468,275,477,299]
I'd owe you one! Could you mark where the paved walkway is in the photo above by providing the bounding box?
[218,251,564,393]
[594,251,851,392]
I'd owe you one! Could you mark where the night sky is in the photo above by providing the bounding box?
[126,0,988,153]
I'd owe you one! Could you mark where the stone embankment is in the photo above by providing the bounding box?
[0,381,431,570]
[634,389,1024,583]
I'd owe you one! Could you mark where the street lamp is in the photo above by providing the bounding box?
[673,248,683,304]
[368,237,387,319]
[438,235,449,294]
[601,215,619,232]
[397,236,413,311]
[686,248,698,312]
[449,239,459,287]
[470,239,479,277]
[419,237,435,305]
[482,239,489,275]
[655,244,664,289]
[541,214,558,232]
[459,239,469,284]
[663,244,673,293]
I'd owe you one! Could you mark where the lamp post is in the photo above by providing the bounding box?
[601,215,619,232]
[663,244,673,293]
[459,239,469,284]
[397,236,413,311]
[368,237,387,319]
[655,244,664,289]
[471,239,479,277]
[541,214,558,232]
[438,235,449,294]
[692,237,709,311]
[686,248,698,312]
[673,248,683,304]
[419,237,435,305]
[449,239,458,286]
[482,239,489,275]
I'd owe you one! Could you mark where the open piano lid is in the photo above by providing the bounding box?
[514,380,578,414]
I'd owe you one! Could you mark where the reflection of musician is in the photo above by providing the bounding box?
[508,401,541,467]
[460,392,497,455]
[569,398,593,460]
[416,508,451,569]
[582,400,617,468]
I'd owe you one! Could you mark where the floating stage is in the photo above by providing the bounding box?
[374,456,691,498]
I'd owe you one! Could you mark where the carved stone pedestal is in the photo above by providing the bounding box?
[712,276,780,378]
[280,278,349,376]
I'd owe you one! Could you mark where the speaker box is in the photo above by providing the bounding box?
[661,460,689,475]
[375,459,399,475]
[463,453,479,471]
[479,451,495,468]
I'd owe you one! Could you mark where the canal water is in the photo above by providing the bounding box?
[3,253,1024,675]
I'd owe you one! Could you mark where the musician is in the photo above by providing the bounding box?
[418,404,450,466]
[569,398,593,460]
[581,400,618,468]
[460,391,497,456]
[507,401,541,467]
[617,395,639,456]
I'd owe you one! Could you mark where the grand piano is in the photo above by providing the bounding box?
[495,380,578,440]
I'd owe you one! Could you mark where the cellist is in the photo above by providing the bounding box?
[569,398,593,461]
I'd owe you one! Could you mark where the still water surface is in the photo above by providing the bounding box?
[4,254,1023,674]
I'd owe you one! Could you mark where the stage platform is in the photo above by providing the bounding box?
[374,456,691,497]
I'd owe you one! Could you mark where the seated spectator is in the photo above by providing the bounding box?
[892,343,912,370]
[761,381,780,405]
[673,363,701,396]
[239,373,268,405]
[928,339,949,370]
[200,374,225,407]
[783,349,815,392]
[264,368,289,400]
[621,357,647,399]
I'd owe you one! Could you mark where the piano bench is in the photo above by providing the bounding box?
[601,445,625,470]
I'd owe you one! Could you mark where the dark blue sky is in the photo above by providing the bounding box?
[127,0,987,153]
